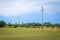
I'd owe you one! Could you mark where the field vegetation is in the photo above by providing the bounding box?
[0,21,60,40]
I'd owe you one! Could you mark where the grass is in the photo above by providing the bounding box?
[0,27,60,40]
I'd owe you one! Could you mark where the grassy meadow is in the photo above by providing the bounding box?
[0,27,60,40]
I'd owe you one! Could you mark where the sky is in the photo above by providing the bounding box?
[0,0,60,24]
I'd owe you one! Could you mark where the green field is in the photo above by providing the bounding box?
[0,28,60,40]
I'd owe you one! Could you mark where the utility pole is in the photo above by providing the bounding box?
[41,6,44,29]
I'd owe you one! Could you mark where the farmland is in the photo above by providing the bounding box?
[0,27,60,40]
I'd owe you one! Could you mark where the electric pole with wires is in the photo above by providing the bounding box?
[41,6,44,31]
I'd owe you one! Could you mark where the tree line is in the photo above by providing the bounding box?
[0,21,60,28]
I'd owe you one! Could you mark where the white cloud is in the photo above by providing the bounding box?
[0,0,60,16]
[0,0,40,16]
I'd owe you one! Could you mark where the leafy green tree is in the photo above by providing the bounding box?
[43,22,51,27]
[55,24,60,28]
[14,25,18,28]
[51,24,55,28]
[14,23,18,28]
[0,21,6,27]
[8,23,12,27]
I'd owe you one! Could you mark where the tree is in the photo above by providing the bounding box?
[0,21,6,27]
[8,23,12,27]
[44,22,51,27]
[13,23,18,28]
[55,24,60,28]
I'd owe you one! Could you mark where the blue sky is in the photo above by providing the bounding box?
[0,0,60,24]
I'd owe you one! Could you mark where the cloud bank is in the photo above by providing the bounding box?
[0,0,60,16]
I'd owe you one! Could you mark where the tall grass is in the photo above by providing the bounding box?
[0,27,60,40]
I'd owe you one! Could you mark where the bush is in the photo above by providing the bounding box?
[14,25,18,28]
